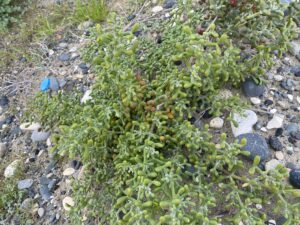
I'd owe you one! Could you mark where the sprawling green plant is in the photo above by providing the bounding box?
[0,0,22,29]
[73,0,108,23]
[29,1,300,224]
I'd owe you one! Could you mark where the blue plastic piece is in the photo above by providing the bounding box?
[40,78,51,92]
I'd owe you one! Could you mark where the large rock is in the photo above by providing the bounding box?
[289,169,300,188]
[242,78,265,97]
[4,160,20,178]
[237,133,269,162]
[31,131,50,142]
[267,114,284,130]
[18,179,33,190]
[231,110,258,137]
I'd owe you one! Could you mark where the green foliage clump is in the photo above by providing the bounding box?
[0,164,26,221]
[0,0,22,29]
[74,0,108,23]
[29,1,300,224]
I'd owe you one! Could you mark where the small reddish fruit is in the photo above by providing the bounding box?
[230,0,237,7]
[196,25,205,35]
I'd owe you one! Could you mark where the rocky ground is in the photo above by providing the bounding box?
[1,1,300,225]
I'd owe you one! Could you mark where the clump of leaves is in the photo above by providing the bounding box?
[73,0,108,23]
[0,0,23,30]
[29,1,300,225]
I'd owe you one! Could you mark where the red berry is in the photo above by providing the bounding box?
[196,25,205,35]
[230,0,237,7]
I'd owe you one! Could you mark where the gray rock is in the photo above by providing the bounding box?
[242,78,265,97]
[254,121,264,130]
[4,160,20,178]
[289,169,300,188]
[31,131,50,142]
[164,0,176,8]
[231,110,258,137]
[289,41,300,56]
[0,96,9,107]
[45,160,56,174]
[265,159,281,171]
[49,77,59,91]
[0,142,7,158]
[284,123,298,135]
[40,185,51,201]
[280,79,295,91]
[291,66,300,77]
[58,53,70,62]
[38,208,45,218]
[269,136,283,151]
[20,198,33,210]
[237,133,269,162]
[18,179,33,190]
[291,131,300,140]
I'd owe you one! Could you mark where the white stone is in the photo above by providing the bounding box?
[77,20,93,30]
[231,110,258,137]
[152,6,163,13]
[63,168,75,176]
[38,208,45,217]
[275,151,284,160]
[297,96,300,104]
[81,90,92,104]
[273,75,283,81]
[46,138,51,147]
[0,142,7,158]
[267,114,284,129]
[265,159,281,171]
[218,89,233,99]
[4,160,20,178]
[287,94,293,101]
[268,219,276,225]
[209,117,224,129]
[62,196,75,211]
[255,204,262,209]
[20,122,41,131]
[260,127,267,132]
[49,50,54,56]
[289,41,300,56]
[269,109,277,114]
[250,97,261,105]
[277,101,288,109]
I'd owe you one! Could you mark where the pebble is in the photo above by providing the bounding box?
[31,131,50,142]
[255,204,262,209]
[40,185,52,201]
[250,97,261,105]
[269,136,283,151]
[269,109,277,114]
[254,121,264,130]
[0,96,9,107]
[289,41,300,56]
[287,146,294,155]
[268,219,276,225]
[58,53,70,62]
[0,142,7,158]
[291,65,300,77]
[49,76,60,91]
[18,179,33,190]
[58,42,68,49]
[277,100,288,109]
[70,160,82,170]
[218,89,233,99]
[289,169,300,188]
[209,117,224,129]
[287,94,293,101]
[62,196,75,211]
[20,122,41,131]
[280,79,294,91]
[266,114,284,130]
[4,160,20,178]
[275,128,283,137]
[38,208,45,217]
[274,75,283,81]
[21,198,33,210]
[297,96,300,104]
[81,90,92,104]
[77,20,93,30]
[291,131,300,140]
[237,133,269,162]
[231,110,258,137]
[264,99,273,106]
[163,0,176,8]
[63,167,75,176]
[265,159,281,171]
[275,151,284,160]
[152,6,163,13]
[284,123,298,135]
[242,78,265,97]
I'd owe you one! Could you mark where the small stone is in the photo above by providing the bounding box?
[291,131,300,140]
[280,79,295,91]
[268,219,276,225]
[4,160,20,178]
[284,123,298,135]
[63,167,75,176]
[218,89,233,99]
[291,65,300,77]
[31,131,50,142]
[242,78,265,97]
[18,179,33,190]
[289,169,300,188]
[267,114,284,130]
[209,117,224,129]
[237,133,269,162]
[269,109,277,114]
[277,101,288,109]
[0,96,9,107]
[40,185,52,201]
[255,204,262,209]
[62,196,75,211]
[297,96,300,104]
[49,76,59,91]
[264,99,273,106]
[231,110,258,137]
[254,121,264,130]
[77,20,93,30]
[289,41,300,56]
[163,0,176,8]
[287,146,294,155]
[275,128,283,137]
[269,136,283,151]
[275,151,284,160]
[274,75,283,81]
[58,53,70,62]
[21,198,33,210]
[265,159,281,171]
[152,6,163,13]
[70,160,82,170]
[38,208,45,217]
[81,90,92,104]
[58,42,68,49]
[260,127,267,132]
[287,94,293,101]
[250,97,261,105]
[0,142,7,158]
[20,122,41,131]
